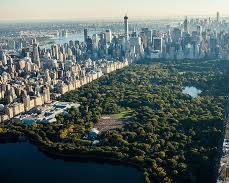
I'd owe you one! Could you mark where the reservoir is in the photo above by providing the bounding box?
[182,86,202,98]
[0,143,143,183]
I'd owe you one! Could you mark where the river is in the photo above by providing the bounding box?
[0,143,143,183]
[40,31,97,49]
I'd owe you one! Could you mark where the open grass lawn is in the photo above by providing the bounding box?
[111,109,133,120]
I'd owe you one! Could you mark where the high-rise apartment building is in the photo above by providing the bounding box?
[124,15,129,41]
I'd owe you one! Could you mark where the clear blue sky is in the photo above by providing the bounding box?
[0,0,227,20]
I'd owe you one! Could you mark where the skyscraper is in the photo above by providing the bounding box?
[84,29,88,42]
[197,25,202,36]
[124,15,129,41]
[153,37,162,52]
[105,29,112,44]
[217,12,220,22]
[184,17,188,32]
[92,34,100,50]
[172,28,182,43]
[140,28,152,48]
[2,52,7,66]
[32,43,41,68]
[209,36,218,58]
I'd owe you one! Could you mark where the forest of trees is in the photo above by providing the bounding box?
[1,59,229,183]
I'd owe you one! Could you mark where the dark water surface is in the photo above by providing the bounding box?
[0,143,143,183]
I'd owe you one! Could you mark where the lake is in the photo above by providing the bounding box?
[0,143,143,183]
[182,86,202,98]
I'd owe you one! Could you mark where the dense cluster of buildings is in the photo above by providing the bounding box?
[0,46,128,122]
[3,13,229,62]
[153,14,229,60]
[1,12,229,123]
[0,17,131,123]
[62,12,229,60]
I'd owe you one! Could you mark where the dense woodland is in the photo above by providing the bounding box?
[1,59,229,183]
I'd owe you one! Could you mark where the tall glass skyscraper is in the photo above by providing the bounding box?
[124,15,129,41]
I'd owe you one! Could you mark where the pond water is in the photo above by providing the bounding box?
[0,143,143,183]
[182,86,202,98]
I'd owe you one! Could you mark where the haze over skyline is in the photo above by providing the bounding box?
[0,0,228,21]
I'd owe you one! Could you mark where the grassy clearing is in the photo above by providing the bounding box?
[111,110,133,120]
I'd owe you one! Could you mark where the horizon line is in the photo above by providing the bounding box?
[0,13,228,23]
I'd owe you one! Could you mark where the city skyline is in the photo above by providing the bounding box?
[1,1,229,182]
[0,0,228,21]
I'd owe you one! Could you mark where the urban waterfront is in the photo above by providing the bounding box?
[0,143,143,183]
[40,31,97,49]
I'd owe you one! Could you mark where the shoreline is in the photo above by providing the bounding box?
[0,135,146,181]
[40,146,144,171]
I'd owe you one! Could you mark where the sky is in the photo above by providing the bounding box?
[0,0,228,21]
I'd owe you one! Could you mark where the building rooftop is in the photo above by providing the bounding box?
[14,101,80,124]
